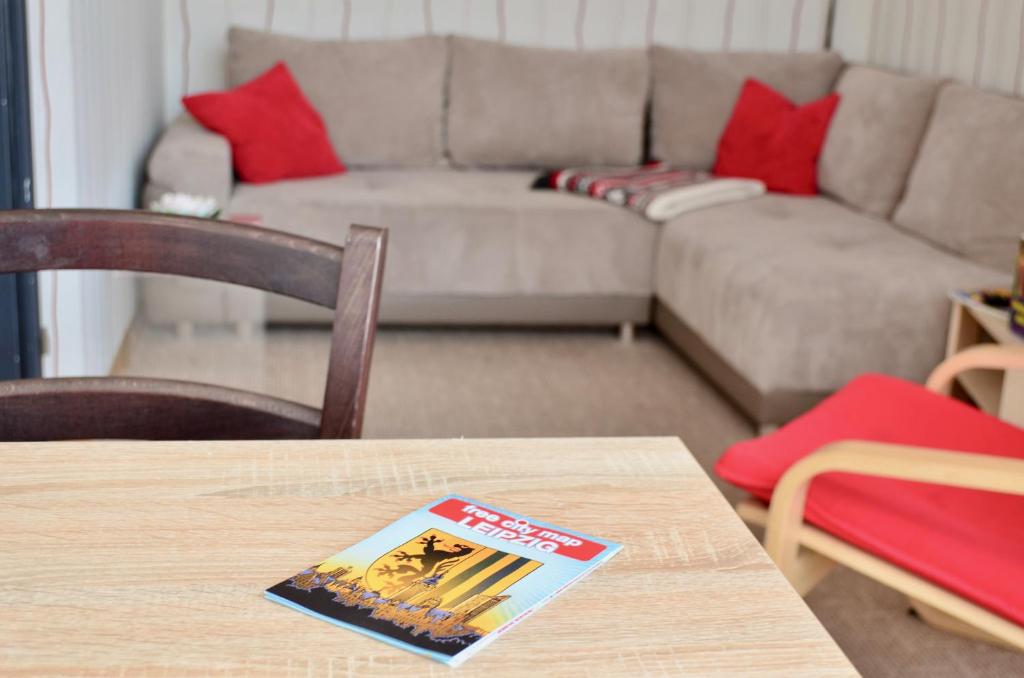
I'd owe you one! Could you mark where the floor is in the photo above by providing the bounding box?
[114,323,1024,677]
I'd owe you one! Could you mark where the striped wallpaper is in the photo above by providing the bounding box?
[168,0,1024,119]
[165,0,832,117]
[28,0,166,377]
[832,0,1024,96]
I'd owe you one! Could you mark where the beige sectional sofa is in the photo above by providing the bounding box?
[144,29,1018,425]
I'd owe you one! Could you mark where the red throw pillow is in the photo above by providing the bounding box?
[183,62,344,183]
[713,78,839,195]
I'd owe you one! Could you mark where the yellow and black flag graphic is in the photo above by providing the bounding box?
[365,529,542,609]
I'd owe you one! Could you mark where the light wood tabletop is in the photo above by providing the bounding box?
[0,437,856,676]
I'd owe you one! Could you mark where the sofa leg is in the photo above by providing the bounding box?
[618,322,634,344]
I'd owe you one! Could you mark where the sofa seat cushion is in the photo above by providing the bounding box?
[716,373,1024,627]
[228,29,446,167]
[655,195,1007,395]
[894,83,1024,271]
[448,37,648,168]
[650,48,844,170]
[818,66,942,218]
[229,169,657,299]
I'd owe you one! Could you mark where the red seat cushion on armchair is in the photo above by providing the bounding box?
[716,373,1024,626]
[183,62,345,184]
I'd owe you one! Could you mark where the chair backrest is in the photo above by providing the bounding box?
[0,209,387,440]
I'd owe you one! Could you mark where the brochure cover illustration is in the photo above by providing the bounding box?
[265,495,621,667]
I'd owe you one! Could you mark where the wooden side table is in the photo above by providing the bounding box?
[946,292,1024,426]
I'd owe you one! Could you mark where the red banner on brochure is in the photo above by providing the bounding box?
[429,497,606,562]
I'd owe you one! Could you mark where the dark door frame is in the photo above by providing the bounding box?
[0,0,40,380]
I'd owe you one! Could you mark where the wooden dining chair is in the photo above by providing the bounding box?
[0,209,387,440]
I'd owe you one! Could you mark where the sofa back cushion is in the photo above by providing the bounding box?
[894,83,1024,271]
[228,28,446,167]
[650,47,844,169]
[447,37,648,168]
[819,66,941,218]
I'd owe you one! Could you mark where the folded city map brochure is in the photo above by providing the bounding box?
[266,494,621,667]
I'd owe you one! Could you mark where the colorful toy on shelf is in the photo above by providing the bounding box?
[1012,236,1024,338]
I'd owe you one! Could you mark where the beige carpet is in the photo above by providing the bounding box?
[115,324,1024,677]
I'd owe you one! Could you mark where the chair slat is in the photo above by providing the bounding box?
[0,209,343,307]
[0,377,322,441]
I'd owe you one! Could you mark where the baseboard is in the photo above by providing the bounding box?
[266,293,653,327]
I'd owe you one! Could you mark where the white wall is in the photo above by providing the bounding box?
[27,0,166,377]
[165,0,832,114]
[162,0,1024,120]
[833,0,1024,96]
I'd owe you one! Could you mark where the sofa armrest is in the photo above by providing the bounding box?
[144,113,233,209]
[926,344,1024,395]
[763,440,1024,578]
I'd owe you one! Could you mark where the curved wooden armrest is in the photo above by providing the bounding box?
[926,344,1024,395]
[764,440,1024,576]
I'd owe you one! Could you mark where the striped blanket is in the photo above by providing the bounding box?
[536,162,765,222]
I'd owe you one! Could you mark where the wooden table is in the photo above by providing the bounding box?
[0,438,856,676]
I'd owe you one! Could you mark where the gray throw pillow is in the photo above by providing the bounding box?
[819,66,942,218]
[894,83,1024,272]
[447,37,649,168]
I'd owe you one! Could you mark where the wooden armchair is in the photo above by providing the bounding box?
[720,344,1024,651]
[0,210,386,440]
